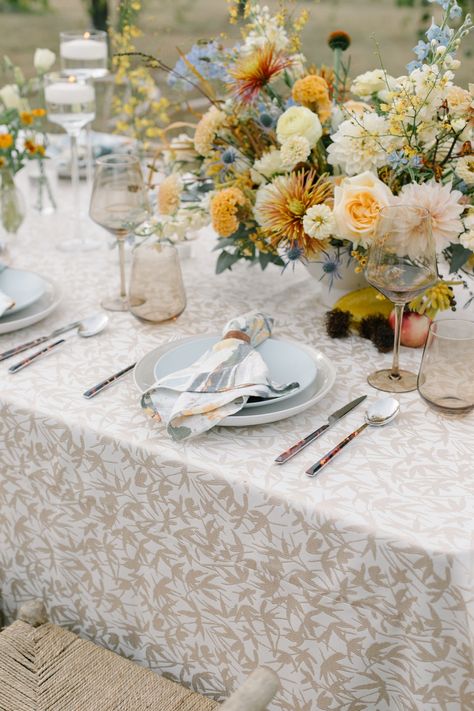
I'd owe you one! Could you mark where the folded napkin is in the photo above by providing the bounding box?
[0,264,14,317]
[141,312,299,441]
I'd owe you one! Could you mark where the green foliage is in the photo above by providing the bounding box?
[0,0,49,11]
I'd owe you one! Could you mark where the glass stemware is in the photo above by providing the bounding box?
[89,154,150,312]
[365,205,437,393]
[418,319,474,414]
[44,72,96,251]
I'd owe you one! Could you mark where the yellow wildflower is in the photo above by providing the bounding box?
[31,108,46,119]
[210,187,247,237]
[0,134,13,150]
[20,111,33,125]
[158,174,182,216]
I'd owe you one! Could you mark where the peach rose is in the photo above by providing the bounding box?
[333,171,393,247]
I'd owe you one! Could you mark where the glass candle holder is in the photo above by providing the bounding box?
[417,319,474,414]
[59,30,108,79]
[129,240,186,323]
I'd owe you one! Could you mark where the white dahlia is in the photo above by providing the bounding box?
[397,181,464,249]
[251,148,284,185]
[327,112,400,176]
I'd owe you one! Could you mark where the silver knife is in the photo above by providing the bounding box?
[0,318,82,361]
[274,395,367,464]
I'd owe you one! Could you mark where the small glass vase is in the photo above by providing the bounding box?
[129,239,187,322]
[31,159,57,216]
[0,169,26,256]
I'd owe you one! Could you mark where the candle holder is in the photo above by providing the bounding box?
[59,30,108,79]
[59,30,109,200]
[44,72,97,251]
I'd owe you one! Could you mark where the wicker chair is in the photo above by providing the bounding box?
[0,601,278,711]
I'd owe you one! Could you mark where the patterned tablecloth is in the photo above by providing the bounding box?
[0,176,473,711]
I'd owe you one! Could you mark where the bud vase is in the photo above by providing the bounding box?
[129,239,186,322]
[0,169,25,256]
[31,159,57,216]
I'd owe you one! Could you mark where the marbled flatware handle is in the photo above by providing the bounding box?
[8,339,66,374]
[305,422,368,478]
[83,362,136,399]
[0,335,49,362]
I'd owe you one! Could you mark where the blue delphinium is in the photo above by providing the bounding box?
[168,41,228,91]
[413,40,431,62]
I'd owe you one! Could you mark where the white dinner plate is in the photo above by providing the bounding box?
[0,277,61,335]
[153,335,318,410]
[134,336,336,427]
[0,268,47,317]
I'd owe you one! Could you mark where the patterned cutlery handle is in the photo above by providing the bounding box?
[0,335,49,362]
[83,362,136,399]
[305,422,368,478]
[274,423,329,464]
[8,339,66,374]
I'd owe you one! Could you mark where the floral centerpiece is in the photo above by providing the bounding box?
[124,0,473,319]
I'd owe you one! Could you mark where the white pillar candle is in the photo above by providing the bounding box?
[45,82,95,105]
[60,39,107,61]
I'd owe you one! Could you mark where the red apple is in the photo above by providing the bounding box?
[388,310,431,348]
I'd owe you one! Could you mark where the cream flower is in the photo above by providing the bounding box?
[460,229,474,251]
[194,106,226,157]
[34,48,56,74]
[251,148,284,185]
[397,181,464,249]
[276,106,322,148]
[302,204,335,240]
[158,174,183,216]
[455,156,474,186]
[328,112,400,176]
[280,136,311,170]
[446,85,473,119]
[333,171,393,247]
[351,69,396,99]
[0,84,25,111]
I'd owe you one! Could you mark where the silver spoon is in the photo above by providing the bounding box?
[305,397,400,478]
[9,312,109,374]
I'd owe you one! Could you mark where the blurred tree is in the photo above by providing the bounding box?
[85,0,109,30]
[0,0,49,11]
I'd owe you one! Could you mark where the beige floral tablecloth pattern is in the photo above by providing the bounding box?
[0,184,473,710]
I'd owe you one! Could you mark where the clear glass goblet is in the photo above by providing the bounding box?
[418,319,474,414]
[89,154,151,312]
[365,204,438,393]
[44,72,96,251]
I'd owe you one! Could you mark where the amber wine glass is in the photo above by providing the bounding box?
[365,205,437,393]
[89,154,150,311]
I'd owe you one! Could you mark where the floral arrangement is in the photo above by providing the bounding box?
[127,0,473,303]
[0,49,56,234]
[0,49,56,175]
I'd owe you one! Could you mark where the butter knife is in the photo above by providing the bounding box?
[274,395,367,464]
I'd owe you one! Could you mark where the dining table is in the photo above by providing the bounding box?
[0,167,473,711]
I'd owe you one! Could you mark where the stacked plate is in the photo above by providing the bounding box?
[0,267,61,335]
[134,334,336,426]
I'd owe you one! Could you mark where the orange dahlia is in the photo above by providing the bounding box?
[230,45,292,103]
[255,170,333,255]
[210,187,247,237]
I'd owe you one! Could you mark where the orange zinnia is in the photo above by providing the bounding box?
[0,134,13,150]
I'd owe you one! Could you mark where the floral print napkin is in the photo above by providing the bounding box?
[141,312,299,441]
